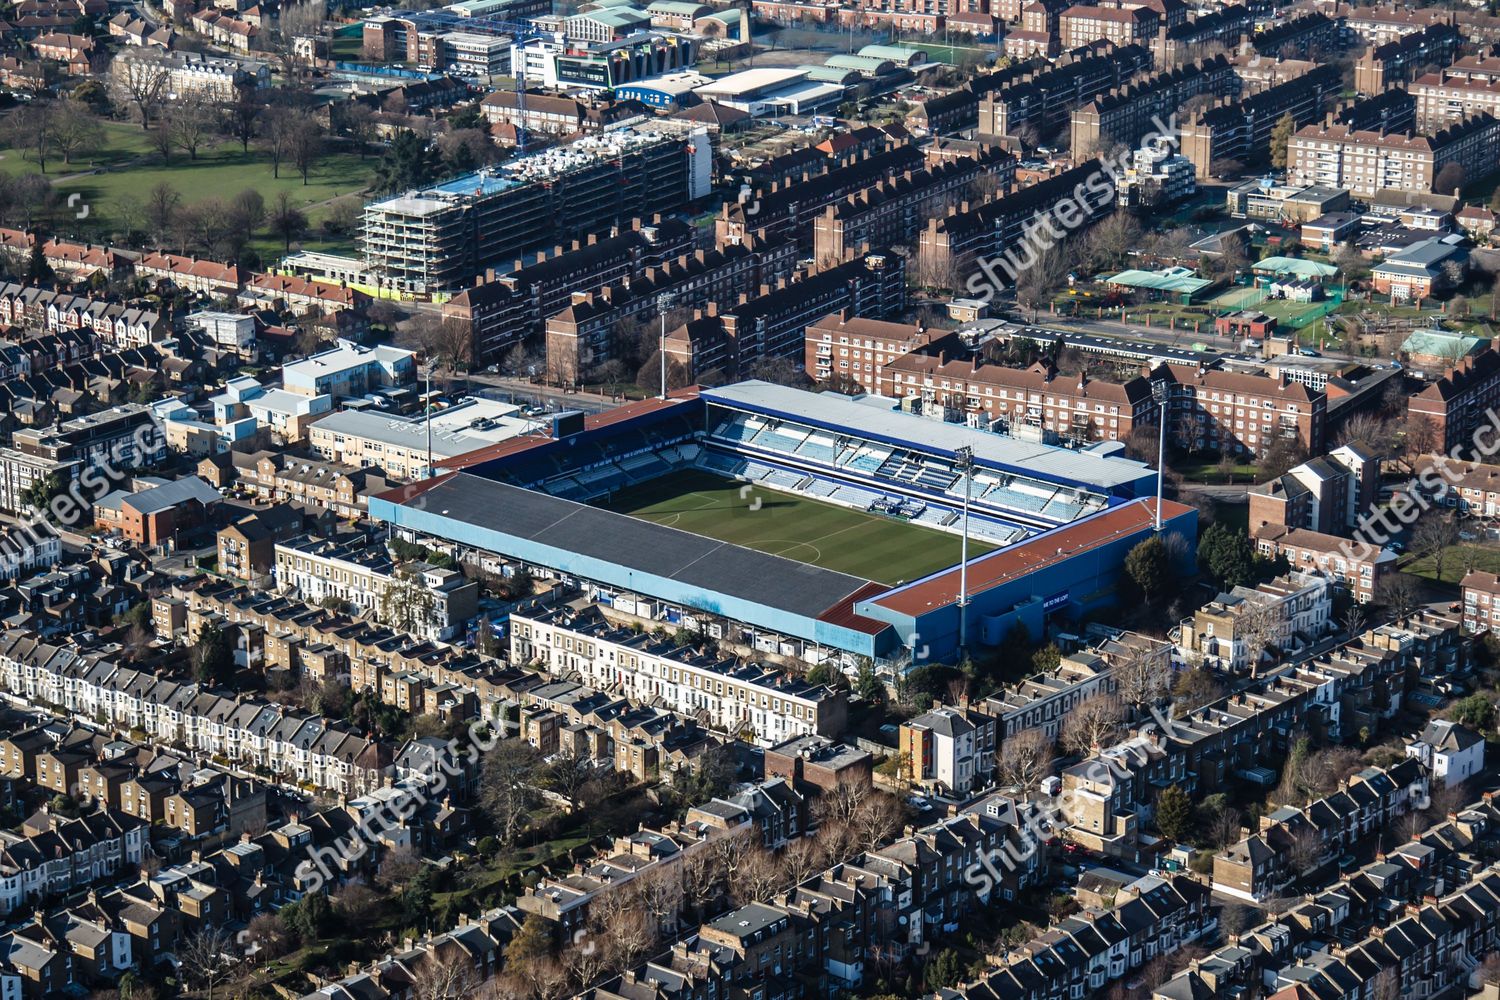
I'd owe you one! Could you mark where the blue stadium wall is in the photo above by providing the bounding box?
[367,493,893,659]
[855,501,1198,664]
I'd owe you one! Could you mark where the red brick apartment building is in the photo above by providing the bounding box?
[878,355,1155,445]
[1059,4,1158,49]
[1461,570,1500,632]
[1254,525,1390,602]
[1156,364,1326,458]
[803,313,944,392]
[1408,348,1500,455]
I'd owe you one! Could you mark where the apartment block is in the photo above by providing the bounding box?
[880,353,1154,444]
[1155,362,1326,458]
[112,47,269,101]
[1058,4,1158,50]
[543,238,798,384]
[1070,54,1233,154]
[977,43,1152,137]
[1414,65,1500,130]
[440,217,696,363]
[1248,441,1380,535]
[281,339,415,400]
[360,125,712,293]
[1253,525,1391,602]
[663,249,907,378]
[810,147,1016,265]
[1353,22,1460,95]
[1250,11,1337,56]
[1288,113,1500,198]
[1408,348,1500,455]
[804,313,943,392]
[0,405,166,515]
[1178,65,1341,178]
[899,703,997,797]
[510,603,848,746]
[918,161,1113,283]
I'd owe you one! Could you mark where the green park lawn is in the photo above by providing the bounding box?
[0,120,374,262]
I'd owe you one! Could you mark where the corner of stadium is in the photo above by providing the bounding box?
[369,381,1197,666]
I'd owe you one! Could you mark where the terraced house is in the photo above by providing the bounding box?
[511,603,848,745]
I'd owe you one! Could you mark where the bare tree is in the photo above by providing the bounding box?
[268,190,309,251]
[813,775,871,829]
[1113,644,1171,711]
[412,952,481,1000]
[110,56,170,128]
[997,729,1054,792]
[290,119,323,185]
[1060,694,1124,757]
[479,738,543,848]
[169,98,215,160]
[734,846,782,905]
[178,925,237,1000]
[1413,510,1461,583]
[779,836,822,887]
[1285,827,1323,882]
[262,108,297,179]
[51,101,103,166]
[1377,572,1422,619]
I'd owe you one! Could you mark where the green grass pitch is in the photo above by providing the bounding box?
[597,470,994,586]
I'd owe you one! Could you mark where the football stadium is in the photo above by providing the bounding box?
[370,381,1197,667]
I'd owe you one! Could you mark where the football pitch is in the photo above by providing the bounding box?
[597,470,994,585]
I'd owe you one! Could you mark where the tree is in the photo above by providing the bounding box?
[51,101,103,166]
[110,56,170,128]
[1014,241,1069,320]
[2,100,58,173]
[1114,641,1171,710]
[1377,572,1422,619]
[268,190,308,251]
[290,118,323,185]
[376,129,445,193]
[1434,162,1465,196]
[1060,694,1123,756]
[1154,783,1194,841]
[1451,694,1496,732]
[541,746,601,810]
[178,925,237,1000]
[262,108,298,179]
[1256,437,1306,481]
[1124,535,1171,603]
[1413,510,1460,583]
[997,728,1054,791]
[169,98,215,160]
[243,912,292,962]
[1269,113,1296,170]
[190,621,234,686]
[412,952,481,1000]
[378,569,437,634]
[222,92,262,152]
[1082,212,1142,272]
[344,102,378,157]
[1172,668,1224,713]
[145,182,180,242]
[1198,520,1255,587]
[1285,826,1323,881]
[480,738,543,848]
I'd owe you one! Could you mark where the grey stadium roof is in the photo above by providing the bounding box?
[408,474,872,619]
[703,381,1151,492]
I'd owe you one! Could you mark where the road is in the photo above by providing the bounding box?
[1032,312,1365,366]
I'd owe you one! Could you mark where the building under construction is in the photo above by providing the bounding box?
[359,124,713,294]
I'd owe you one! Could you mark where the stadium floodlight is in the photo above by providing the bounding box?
[1151,379,1170,531]
[955,445,975,653]
[658,292,676,400]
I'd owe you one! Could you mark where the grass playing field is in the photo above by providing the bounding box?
[598,470,993,586]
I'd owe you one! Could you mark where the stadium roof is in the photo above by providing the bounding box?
[702,381,1151,492]
[394,472,875,620]
[866,497,1194,616]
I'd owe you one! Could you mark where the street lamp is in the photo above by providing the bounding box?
[955,445,974,652]
[657,292,676,400]
[1151,379,1169,531]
